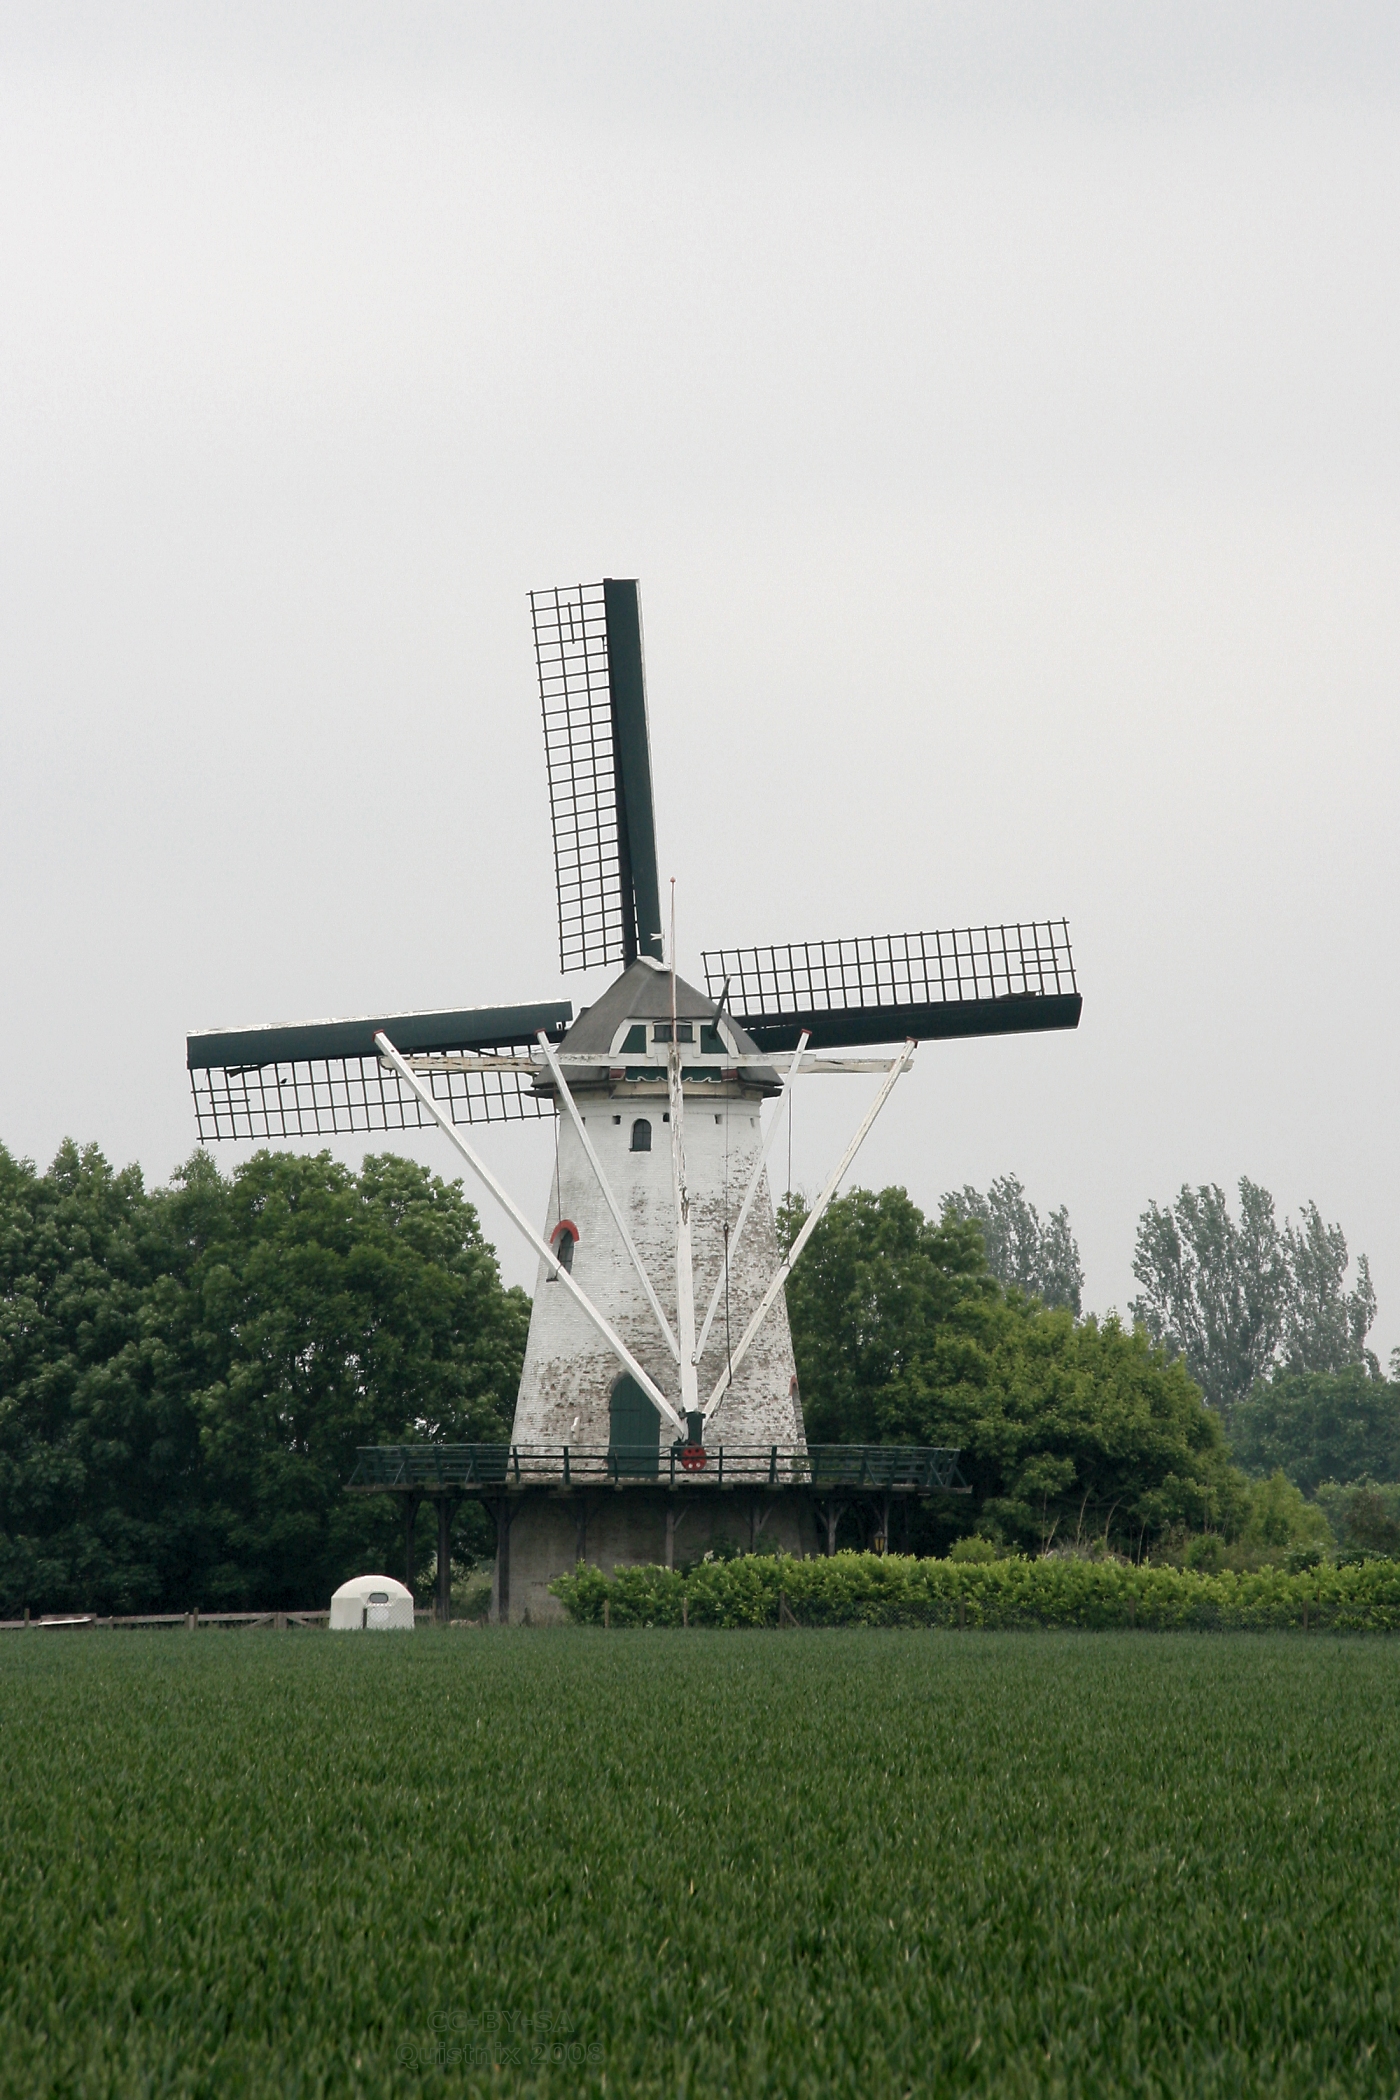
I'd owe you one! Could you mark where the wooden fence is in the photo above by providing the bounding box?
[0,1609,437,1630]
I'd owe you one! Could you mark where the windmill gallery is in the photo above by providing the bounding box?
[186,581,1082,1621]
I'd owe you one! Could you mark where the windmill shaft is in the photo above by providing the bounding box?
[187,1001,572,1072]
[603,579,663,964]
[736,991,1083,1053]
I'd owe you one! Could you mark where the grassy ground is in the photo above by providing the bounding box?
[3,1628,1400,2098]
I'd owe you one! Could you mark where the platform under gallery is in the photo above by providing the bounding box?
[346,1444,971,1624]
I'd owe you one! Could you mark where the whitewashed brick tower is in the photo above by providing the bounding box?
[512,956,804,1455]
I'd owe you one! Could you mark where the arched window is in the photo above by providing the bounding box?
[609,1374,660,1479]
[546,1221,578,1281]
[630,1118,652,1153]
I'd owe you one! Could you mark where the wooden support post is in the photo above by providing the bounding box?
[404,1494,421,1596]
[682,1594,689,1628]
[436,1498,452,1626]
[274,1610,286,1633]
[491,1496,514,1625]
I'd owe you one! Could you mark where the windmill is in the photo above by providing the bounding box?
[187,579,1081,1621]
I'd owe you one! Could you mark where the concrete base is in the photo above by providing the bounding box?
[496,1489,823,1625]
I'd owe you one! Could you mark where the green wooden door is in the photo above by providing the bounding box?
[609,1375,660,1479]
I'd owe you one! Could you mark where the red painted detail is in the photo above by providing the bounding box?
[551,1220,579,1245]
[680,1445,708,1473]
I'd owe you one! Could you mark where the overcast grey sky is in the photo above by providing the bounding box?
[3,2,1397,1348]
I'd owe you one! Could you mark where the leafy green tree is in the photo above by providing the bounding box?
[1129,1179,1285,1419]
[1280,1205,1378,1376]
[1130,1178,1376,1421]
[185,1148,528,1608]
[1240,1469,1333,1551]
[783,1185,1243,1556]
[779,1186,998,1445]
[0,1142,528,1614]
[1306,1484,1400,1559]
[1231,1366,1400,1495]
[940,1174,1083,1313]
[0,1140,199,1614]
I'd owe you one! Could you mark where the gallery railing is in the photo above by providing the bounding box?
[346,1444,969,1493]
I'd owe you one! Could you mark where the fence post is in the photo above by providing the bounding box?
[603,1599,610,1631]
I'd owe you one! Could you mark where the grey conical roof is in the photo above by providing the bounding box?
[559,957,768,1060]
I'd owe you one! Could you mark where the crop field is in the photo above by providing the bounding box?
[4,1631,1400,2099]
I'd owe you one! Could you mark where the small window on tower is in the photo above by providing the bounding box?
[631,1119,652,1153]
[546,1226,577,1279]
[619,1026,646,1053]
[701,1024,725,1054]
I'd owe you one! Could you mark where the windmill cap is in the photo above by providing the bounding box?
[551,960,778,1085]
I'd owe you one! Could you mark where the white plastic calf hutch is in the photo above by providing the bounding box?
[330,1574,415,1631]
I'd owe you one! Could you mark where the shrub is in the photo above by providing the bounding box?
[949,1535,1002,1563]
[550,1550,1400,1633]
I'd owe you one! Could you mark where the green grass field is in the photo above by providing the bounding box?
[4,1629,1400,2098]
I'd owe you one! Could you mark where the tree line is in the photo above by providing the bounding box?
[784,1170,1392,1562]
[1,1138,1392,1611]
[0,1142,524,1614]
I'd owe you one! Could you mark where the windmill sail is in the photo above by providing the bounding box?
[531,579,663,974]
[702,922,1081,1052]
[186,1001,571,1141]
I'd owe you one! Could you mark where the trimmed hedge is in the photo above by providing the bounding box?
[550,1550,1400,1632]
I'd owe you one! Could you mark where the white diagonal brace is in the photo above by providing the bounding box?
[693,1031,809,1367]
[703,1041,916,1421]
[536,1032,679,1363]
[666,1008,701,1422]
[374,1031,685,1435]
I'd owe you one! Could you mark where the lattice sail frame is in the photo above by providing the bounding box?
[531,583,628,974]
[190,1050,550,1143]
[704,922,1078,1018]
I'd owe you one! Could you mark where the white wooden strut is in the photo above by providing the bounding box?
[535,1030,680,1364]
[703,1040,916,1423]
[665,968,701,1423]
[692,1030,809,1368]
[374,1031,686,1437]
